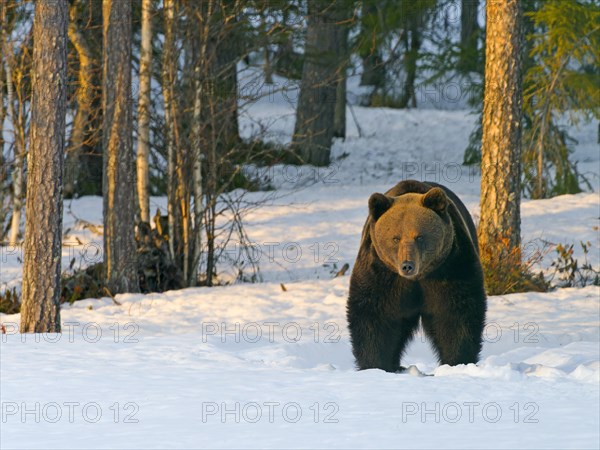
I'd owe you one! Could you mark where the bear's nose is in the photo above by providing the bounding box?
[400,261,415,276]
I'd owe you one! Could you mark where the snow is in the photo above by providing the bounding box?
[1,68,600,448]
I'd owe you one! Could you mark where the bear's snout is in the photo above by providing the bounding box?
[400,260,416,277]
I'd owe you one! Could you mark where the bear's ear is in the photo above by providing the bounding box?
[369,193,393,220]
[422,187,448,212]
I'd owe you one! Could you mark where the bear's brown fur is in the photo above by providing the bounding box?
[347,180,486,372]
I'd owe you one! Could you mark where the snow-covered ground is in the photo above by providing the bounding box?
[1,72,599,448]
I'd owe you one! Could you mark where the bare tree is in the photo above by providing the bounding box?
[137,0,153,223]
[20,0,68,333]
[102,0,139,293]
[479,0,524,253]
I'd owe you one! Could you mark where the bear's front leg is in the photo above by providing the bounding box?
[421,282,486,366]
[347,301,419,372]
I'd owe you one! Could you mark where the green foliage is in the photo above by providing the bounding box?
[463,1,598,198]
[522,0,600,198]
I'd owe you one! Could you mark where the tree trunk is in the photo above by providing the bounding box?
[459,0,480,74]
[210,2,240,154]
[136,0,152,223]
[359,0,386,90]
[191,43,204,285]
[5,45,24,247]
[0,2,5,238]
[162,0,179,262]
[102,0,139,294]
[65,0,95,199]
[479,0,524,254]
[20,0,68,333]
[0,0,4,165]
[74,0,103,197]
[272,7,303,80]
[194,0,242,285]
[293,1,343,166]
[399,17,422,109]
[333,17,349,139]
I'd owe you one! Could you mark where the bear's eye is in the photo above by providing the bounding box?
[415,236,424,243]
[393,237,400,243]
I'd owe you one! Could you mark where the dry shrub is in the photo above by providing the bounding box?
[479,233,549,296]
[0,287,20,314]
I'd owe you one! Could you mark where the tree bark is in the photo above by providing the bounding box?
[0,0,4,170]
[0,2,5,238]
[74,0,103,197]
[136,0,152,223]
[479,0,524,253]
[333,16,349,139]
[65,0,95,199]
[207,1,240,154]
[293,1,344,166]
[20,0,68,333]
[162,0,178,262]
[191,35,204,285]
[5,43,24,247]
[102,0,139,294]
[399,16,422,109]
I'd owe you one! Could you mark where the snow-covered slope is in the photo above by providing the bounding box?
[1,93,599,448]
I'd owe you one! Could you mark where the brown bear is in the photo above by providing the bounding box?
[347,179,486,372]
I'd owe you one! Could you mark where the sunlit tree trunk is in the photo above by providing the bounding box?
[20,0,68,333]
[479,0,524,253]
[162,0,179,262]
[5,45,24,247]
[102,0,139,294]
[0,0,4,168]
[136,0,153,223]
[0,2,5,237]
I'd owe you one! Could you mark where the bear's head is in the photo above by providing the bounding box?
[368,187,454,279]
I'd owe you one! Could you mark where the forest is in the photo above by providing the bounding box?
[0,1,599,448]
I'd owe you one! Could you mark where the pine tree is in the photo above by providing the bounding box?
[523,0,600,198]
[478,0,524,254]
[102,0,139,294]
[20,0,68,332]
